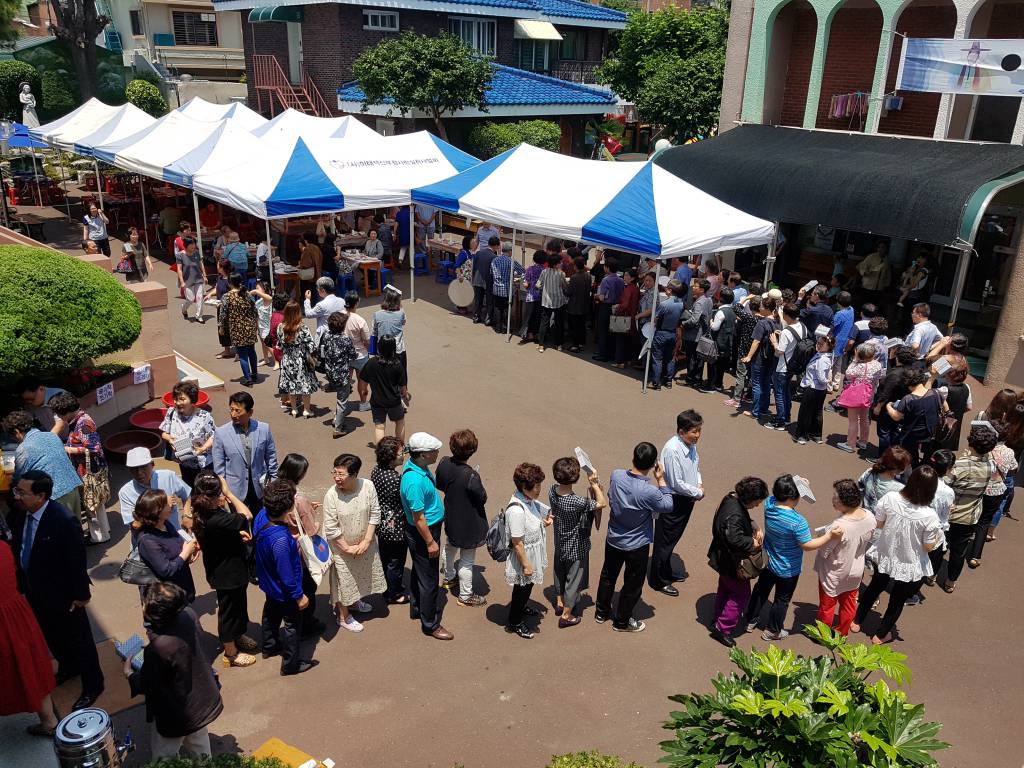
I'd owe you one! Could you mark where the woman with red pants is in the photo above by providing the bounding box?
[813,479,876,636]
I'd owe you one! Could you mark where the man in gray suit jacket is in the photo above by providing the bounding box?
[212,391,279,511]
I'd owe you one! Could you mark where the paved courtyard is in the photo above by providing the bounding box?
[4,214,1021,767]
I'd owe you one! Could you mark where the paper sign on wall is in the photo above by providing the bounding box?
[95,382,114,404]
[133,364,151,385]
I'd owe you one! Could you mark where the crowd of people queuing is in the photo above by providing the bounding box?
[2,217,1022,761]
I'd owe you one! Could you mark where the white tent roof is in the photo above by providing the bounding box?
[57,102,155,157]
[192,130,478,218]
[30,98,145,152]
[91,110,222,170]
[176,97,268,131]
[411,143,775,258]
[251,108,382,144]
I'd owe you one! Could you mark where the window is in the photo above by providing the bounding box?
[363,10,399,31]
[559,29,582,61]
[516,39,548,72]
[172,11,218,46]
[448,17,496,56]
[129,9,143,36]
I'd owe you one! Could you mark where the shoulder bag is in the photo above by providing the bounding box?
[119,539,157,586]
[736,545,768,580]
[609,314,631,333]
[292,512,331,586]
[837,364,874,409]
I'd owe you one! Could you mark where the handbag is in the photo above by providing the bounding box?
[80,448,110,516]
[119,545,157,586]
[736,547,768,580]
[298,267,315,281]
[114,255,134,274]
[837,367,874,409]
[609,314,631,333]
[695,332,719,361]
[292,513,331,586]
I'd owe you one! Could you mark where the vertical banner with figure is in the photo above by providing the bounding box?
[897,38,1024,96]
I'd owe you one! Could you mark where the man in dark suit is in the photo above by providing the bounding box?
[11,470,104,710]
[471,236,498,325]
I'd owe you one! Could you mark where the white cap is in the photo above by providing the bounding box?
[407,432,442,453]
[658,275,670,287]
[762,288,783,301]
[126,446,154,468]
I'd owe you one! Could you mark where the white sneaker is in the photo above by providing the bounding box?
[358,402,372,412]
[339,615,364,633]
[351,600,372,613]
[761,629,790,641]
[836,442,856,453]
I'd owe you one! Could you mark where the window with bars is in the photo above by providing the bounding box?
[363,10,399,31]
[448,16,496,56]
[172,11,218,46]
[515,39,548,73]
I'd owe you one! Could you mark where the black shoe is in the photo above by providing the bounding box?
[710,626,736,648]
[656,585,680,597]
[612,618,646,633]
[663,380,673,389]
[281,660,319,676]
[592,355,610,362]
[72,687,103,711]
[647,382,661,391]
[472,318,481,324]
[594,612,610,624]
[505,622,535,639]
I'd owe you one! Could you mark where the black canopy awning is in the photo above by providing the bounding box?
[653,124,1024,246]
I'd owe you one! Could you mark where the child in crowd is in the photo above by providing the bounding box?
[794,335,833,445]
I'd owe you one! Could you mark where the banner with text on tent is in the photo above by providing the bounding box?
[897,38,1024,96]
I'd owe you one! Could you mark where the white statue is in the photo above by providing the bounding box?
[19,82,38,128]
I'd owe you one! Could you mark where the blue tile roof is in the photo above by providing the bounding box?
[338,63,616,107]
[533,0,627,22]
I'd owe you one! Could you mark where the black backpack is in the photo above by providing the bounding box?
[785,323,817,377]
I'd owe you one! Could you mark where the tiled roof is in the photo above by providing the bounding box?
[533,0,627,22]
[338,63,616,107]
[431,0,538,8]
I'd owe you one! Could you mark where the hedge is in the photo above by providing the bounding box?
[0,60,42,122]
[0,246,142,383]
[40,70,75,121]
[138,757,287,768]
[125,79,169,118]
[467,119,560,159]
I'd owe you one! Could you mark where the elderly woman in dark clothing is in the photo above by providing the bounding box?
[707,477,769,648]
[123,582,223,760]
[370,437,409,604]
[133,489,198,602]
[189,471,258,668]
[435,429,488,607]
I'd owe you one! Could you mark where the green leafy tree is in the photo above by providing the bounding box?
[353,32,491,141]
[46,0,108,101]
[467,119,559,159]
[659,623,950,768]
[0,60,41,121]
[40,70,75,120]
[597,6,728,141]
[125,79,169,118]
[0,245,141,383]
[0,0,21,42]
[598,0,640,13]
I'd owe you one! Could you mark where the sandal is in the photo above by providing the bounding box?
[967,558,981,569]
[222,652,257,668]
[302,410,314,419]
[941,581,957,593]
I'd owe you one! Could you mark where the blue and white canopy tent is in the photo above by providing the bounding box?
[176,96,269,131]
[251,108,382,145]
[411,142,775,389]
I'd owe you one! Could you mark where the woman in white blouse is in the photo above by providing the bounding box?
[504,462,552,639]
[322,453,385,634]
[158,381,215,487]
[852,466,943,644]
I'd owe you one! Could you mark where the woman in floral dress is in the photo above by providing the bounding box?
[322,453,385,633]
[276,300,320,418]
[223,273,260,387]
[49,392,110,543]
[318,311,358,438]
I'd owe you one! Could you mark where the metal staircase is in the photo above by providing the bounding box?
[96,0,122,52]
[252,54,333,117]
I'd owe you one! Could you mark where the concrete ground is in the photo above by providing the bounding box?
[4,207,1022,768]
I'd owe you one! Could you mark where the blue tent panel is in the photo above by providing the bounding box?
[581,163,662,255]
[411,145,517,212]
[265,137,345,216]
[9,123,47,149]
[428,134,479,173]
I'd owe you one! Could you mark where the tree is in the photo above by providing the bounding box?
[0,0,21,42]
[659,623,950,768]
[353,32,491,141]
[46,0,108,101]
[467,119,560,159]
[0,245,141,382]
[597,6,728,141]
[41,70,75,120]
[125,79,169,117]
[0,60,41,122]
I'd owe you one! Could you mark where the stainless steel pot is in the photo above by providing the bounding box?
[53,709,130,768]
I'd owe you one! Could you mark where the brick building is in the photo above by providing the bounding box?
[656,0,1024,388]
[212,0,626,150]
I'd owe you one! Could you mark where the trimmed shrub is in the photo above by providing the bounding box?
[0,60,42,122]
[467,119,560,159]
[0,246,141,383]
[125,79,169,118]
[547,752,643,768]
[40,70,75,121]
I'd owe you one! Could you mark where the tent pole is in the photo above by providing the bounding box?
[266,218,275,291]
[192,191,204,263]
[642,260,662,394]
[55,148,71,220]
[763,223,779,286]
[408,203,416,302]
[93,159,104,209]
[506,227,515,341]
[947,246,972,329]
[30,148,42,206]
[138,175,149,253]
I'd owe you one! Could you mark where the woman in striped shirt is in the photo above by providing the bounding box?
[536,254,569,353]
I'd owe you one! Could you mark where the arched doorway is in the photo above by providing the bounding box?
[762,0,817,126]
[814,0,884,130]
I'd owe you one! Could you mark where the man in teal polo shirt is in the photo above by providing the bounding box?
[400,432,453,641]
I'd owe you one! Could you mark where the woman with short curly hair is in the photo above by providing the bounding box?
[503,462,551,639]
